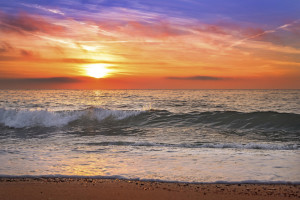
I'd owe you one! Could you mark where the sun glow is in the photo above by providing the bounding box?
[85,64,112,78]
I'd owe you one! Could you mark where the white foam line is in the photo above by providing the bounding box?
[90,141,299,150]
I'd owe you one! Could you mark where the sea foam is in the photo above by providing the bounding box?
[84,141,299,150]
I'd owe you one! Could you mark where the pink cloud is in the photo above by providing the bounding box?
[0,11,65,35]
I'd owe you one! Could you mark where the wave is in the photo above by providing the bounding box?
[0,107,142,128]
[0,108,300,131]
[140,110,300,131]
[82,141,299,150]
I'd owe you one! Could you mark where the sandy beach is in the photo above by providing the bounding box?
[0,178,299,200]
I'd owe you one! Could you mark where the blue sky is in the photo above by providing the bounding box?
[2,0,300,27]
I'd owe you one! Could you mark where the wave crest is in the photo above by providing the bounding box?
[0,108,142,128]
[141,110,300,131]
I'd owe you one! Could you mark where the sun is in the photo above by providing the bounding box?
[85,64,112,78]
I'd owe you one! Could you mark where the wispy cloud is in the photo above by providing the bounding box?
[21,3,65,16]
[0,41,13,53]
[229,19,300,48]
[0,12,65,35]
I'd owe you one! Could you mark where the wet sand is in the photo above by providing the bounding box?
[0,178,299,200]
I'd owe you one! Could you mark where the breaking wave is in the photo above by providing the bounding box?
[0,108,300,132]
[0,107,142,128]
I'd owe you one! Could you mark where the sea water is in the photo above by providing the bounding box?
[0,90,299,183]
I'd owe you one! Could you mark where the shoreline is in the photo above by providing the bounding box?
[0,178,299,200]
[1,175,299,185]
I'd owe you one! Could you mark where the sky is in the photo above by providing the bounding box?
[0,0,300,89]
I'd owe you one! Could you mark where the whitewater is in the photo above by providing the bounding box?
[0,90,299,183]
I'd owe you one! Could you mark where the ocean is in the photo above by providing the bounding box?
[0,90,299,183]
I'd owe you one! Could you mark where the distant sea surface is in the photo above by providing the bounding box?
[0,90,299,183]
